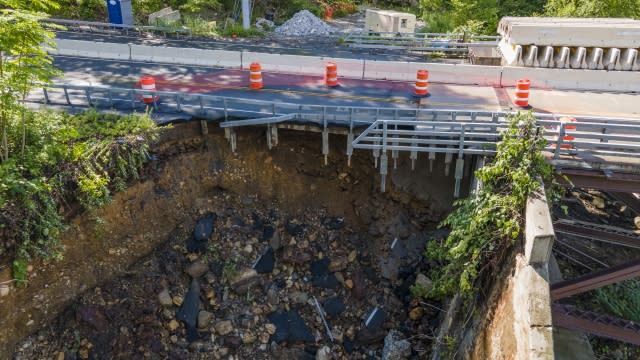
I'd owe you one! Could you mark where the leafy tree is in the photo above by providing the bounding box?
[0,2,60,162]
[545,0,640,18]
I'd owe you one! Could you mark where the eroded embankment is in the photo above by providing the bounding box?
[2,122,459,358]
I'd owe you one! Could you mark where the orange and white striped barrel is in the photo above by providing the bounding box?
[514,79,530,107]
[249,63,263,90]
[558,116,577,149]
[139,75,157,104]
[326,62,338,87]
[414,70,429,97]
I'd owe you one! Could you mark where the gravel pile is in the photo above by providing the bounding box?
[275,10,337,36]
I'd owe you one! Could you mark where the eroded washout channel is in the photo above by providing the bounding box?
[2,122,463,359]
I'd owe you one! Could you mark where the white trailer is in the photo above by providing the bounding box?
[365,9,416,34]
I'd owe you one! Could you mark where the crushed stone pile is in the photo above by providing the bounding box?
[275,10,337,36]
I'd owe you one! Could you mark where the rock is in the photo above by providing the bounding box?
[365,307,386,330]
[255,17,275,31]
[78,348,89,359]
[177,279,201,342]
[186,260,209,278]
[329,256,348,272]
[267,311,314,343]
[275,10,337,36]
[158,288,173,307]
[168,319,180,331]
[253,246,275,273]
[215,320,234,336]
[0,285,9,297]
[267,287,279,305]
[592,197,606,209]
[188,213,217,253]
[316,345,331,360]
[381,330,411,360]
[56,352,65,360]
[355,327,386,345]
[269,230,282,250]
[351,271,367,299]
[265,323,276,335]
[348,250,357,263]
[231,268,262,294]
[311,258,339,289]
[76,305,108,330]
[162,308,173,320]
[324,296,346,318]
[290,291,309,306]
[223,335,242,349]
[282,247,312,265]
[409,307,424,321]
[172,295,183,306]
[243,244,253,254]
[323,216,345,230]
[414,273,432,292]
[634,216,640,229]
[345,279,354,289]
[379,258,399,281]
[343,338,355,353]
[286,221,305,236]
[197,311,212,329]
[242,332,257,344]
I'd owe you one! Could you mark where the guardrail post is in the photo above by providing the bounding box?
[347,109,354,166]
[130,89,135,110]
[554,123,565,159]
[380,121,388,192]
[42,88,50,104]
[63,86,71,105]
[199,96,204,115]
[176,94,182,112]
[454,126,466,198]
[322,107,329,165]
[223,98,228,120]
[107,89,113,107]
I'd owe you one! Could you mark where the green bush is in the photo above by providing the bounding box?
[423,112,554,300]
[1,109,162,284]
[220,23,264,37]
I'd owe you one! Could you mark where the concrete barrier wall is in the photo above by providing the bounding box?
[242,51,364,78]
[130,45,241,68]
[502,66,640,92]
[54,39,130,60]
[363,60,502,86]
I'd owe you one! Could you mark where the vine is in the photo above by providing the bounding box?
[421,111,555,300]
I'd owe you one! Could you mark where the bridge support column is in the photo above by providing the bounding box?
[346,129,353,167]
[380,153,388,192]
[373,141,380,168]
[429,152,435,172]
[410,139,417,171]
[225,128,237,153]
[445,151,453,176]
[470,156,486,195]
[392,140,399,170]
[322,130,329,166]
[454,157,464,198]
[271,125,278,147]
[200,120,208,135]
[267,124,273,150]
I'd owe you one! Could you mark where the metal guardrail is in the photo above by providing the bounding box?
[343,31,500,52]
[46,18,192,38]
[34,83,640,186]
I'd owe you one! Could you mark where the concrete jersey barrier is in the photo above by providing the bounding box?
[52,39,640,93]
[130,45,241,68]
[54,39,130,60]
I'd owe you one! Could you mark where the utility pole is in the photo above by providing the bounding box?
[242,0,250,30]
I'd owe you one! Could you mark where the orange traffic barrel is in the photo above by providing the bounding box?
[249,63,263,90]
[139,75,157,104]
[514,79,530,107]
[558,116,577,149]
[414,70,429,97]
[326,62,338,87]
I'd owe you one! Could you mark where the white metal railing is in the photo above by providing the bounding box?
[343,31,500,52]
[34,83,640,163]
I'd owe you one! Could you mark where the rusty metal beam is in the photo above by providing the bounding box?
[556,169,640,193]
[551,259,640,300]
[554,219,640,250]
[552,303,640,346]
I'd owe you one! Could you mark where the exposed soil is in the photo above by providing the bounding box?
[3,122,461,359]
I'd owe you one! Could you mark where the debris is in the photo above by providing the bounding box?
[381,330,412,360]
[275,10,337,37]
[253,246,275,273]
[313,296,334,343]
[176,279,200,342]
